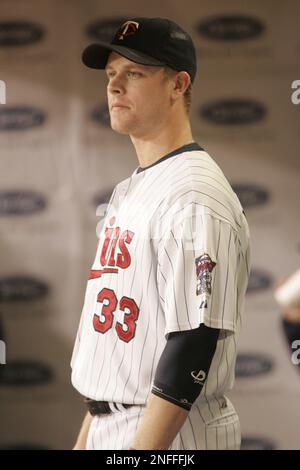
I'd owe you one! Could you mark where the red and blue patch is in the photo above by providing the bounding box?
[195,253,216,296]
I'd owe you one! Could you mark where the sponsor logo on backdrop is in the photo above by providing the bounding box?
[91,104,110,127]
[196,15,264,41]
[0,277,49,301]
[241,437,276,450]
[235,353,274,378]
[291,80,300,104]
[200,99,266,125]
[0,80,6,104]
[93,189,114,208]
[0,107,45,131]
[232,184,269,208]
[246,269,272,293]
[0,361,53,385]
[0,191,47,215]
[0,21,44,47]
[85,17,127,41]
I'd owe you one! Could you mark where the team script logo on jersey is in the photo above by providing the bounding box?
[195,253,216,296]
[89,218,135,280]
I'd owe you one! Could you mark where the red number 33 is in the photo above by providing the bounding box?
[93,288,139,343]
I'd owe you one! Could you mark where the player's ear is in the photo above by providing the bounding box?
[173,71,190,97]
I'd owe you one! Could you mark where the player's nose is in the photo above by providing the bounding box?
[107,75,125,95]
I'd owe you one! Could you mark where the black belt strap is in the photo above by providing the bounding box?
[84,397,132,416]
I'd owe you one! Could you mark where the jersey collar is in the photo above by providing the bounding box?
[136,142,204,174]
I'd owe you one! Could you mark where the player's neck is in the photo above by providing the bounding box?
[130,118,194,170]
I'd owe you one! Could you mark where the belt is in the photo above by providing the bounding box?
[84,397,132,416]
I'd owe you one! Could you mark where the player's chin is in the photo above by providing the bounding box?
[110,119,133,135]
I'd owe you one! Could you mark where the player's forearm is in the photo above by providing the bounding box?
[131,393,189,450]
[73,411,93,450]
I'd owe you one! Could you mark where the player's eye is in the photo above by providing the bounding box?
[127,71,142,77]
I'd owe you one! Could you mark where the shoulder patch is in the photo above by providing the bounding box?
[195,253,216,296]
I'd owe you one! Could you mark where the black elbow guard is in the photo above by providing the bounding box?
[152,324,220,410]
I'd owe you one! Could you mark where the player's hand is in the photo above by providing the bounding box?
[273,275,300,322]
[282,305,300,323]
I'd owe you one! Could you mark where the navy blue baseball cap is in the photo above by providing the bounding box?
[82,17,197,83]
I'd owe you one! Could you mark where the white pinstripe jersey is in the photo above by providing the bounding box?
[71,142,251,408]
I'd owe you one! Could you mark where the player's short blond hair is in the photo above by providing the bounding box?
[162,65,192,114]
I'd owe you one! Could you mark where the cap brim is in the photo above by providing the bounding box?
[82,42,166,69]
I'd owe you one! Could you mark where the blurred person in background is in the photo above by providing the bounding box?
[274,269,300,368]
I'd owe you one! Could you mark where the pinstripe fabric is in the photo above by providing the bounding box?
[86,397,240,450]
[71,147,250,450]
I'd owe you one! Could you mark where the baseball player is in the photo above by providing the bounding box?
[71,17,251,450]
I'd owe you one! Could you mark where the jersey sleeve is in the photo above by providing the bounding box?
[156,202,248,337]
